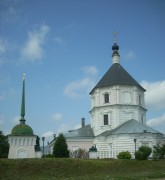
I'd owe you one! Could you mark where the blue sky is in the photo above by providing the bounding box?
[0,0,165,141]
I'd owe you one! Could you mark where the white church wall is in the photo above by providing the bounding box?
[8,135,37,159]
[90,85,147,136]
[49,138,94,155]
[66,138,93,152]
[94,133,164,159]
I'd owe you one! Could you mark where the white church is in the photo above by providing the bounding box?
[8,75,41,159]
[49,36,165,159]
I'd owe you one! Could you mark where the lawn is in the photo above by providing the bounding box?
[0,158,165,180]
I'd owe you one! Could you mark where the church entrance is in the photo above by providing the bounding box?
[17,148,28,158]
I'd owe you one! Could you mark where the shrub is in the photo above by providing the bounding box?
[70,148,89,159]
[42,154,54,158]
[135,146,152,160]
[152,144,165,160]
[117,151,131,159]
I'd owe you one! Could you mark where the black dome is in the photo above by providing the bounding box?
[112,42,119,51]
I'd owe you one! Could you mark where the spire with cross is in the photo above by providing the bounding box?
[20,73,26,124]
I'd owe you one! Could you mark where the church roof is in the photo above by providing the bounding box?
[11,123,34,135]
[90,63,145,94]
[65,124,94,139]
[98,119,162,137]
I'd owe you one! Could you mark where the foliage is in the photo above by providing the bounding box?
[152,144,165,160]
[53,133,69,158]
[117,151,131,159]
[135,146,152,160]
[70,148,89,159]
[0,132,9,158]
[42,154,54,158]
[35,136,41,152]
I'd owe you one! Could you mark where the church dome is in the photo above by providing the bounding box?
[11,123,33,135]
[112,42,119,51]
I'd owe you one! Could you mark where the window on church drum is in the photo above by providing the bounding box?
[139,95,142,105]
[104,115,108,125]
[141,114,144,123]
[104,93,109,103]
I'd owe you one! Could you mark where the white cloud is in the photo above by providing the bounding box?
[147,113,165,132]
[64,66,98,98]
[64,77,94,98]
[83,66,98,76]
[141,80,165,110]
[42,131,54,139]
[57,123,71,134]
[122,50,135,60]
[0,0,22,24]
[11,116,20,125]
[52,113,63,121]
[21,24,50,62]
[74,123,81,130]
[54,37,65,46]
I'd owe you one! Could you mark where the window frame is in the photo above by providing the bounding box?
[104,93,109,104]
[104,114,109,125]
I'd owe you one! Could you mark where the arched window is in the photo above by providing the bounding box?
[104,114,108,125]
[104,93,109,103]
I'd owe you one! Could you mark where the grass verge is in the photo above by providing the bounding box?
[0,158,165,180]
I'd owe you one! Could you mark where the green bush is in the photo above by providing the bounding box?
[42,154,55,158]
[135,146,152,160]
[117,151,131,159]
[152,144,165,160]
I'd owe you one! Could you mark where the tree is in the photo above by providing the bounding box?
[152,144,165,160]
[0,132,9,158]
[135,146,152,160]
[35,136,41,152]
[53,133,69,158]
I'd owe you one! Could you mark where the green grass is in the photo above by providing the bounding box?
[0,158,165,180]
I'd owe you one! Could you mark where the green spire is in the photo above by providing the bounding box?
[20,73,26,124]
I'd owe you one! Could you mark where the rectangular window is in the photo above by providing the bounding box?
[104,114,108,125]
[104,93,109,103]
[141,114,144,123]
[139,95,142,105]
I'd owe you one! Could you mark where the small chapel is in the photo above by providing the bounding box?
[8,74,41,159]
[49,35,165,158]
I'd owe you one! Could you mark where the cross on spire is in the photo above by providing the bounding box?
[113,31,117,43]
